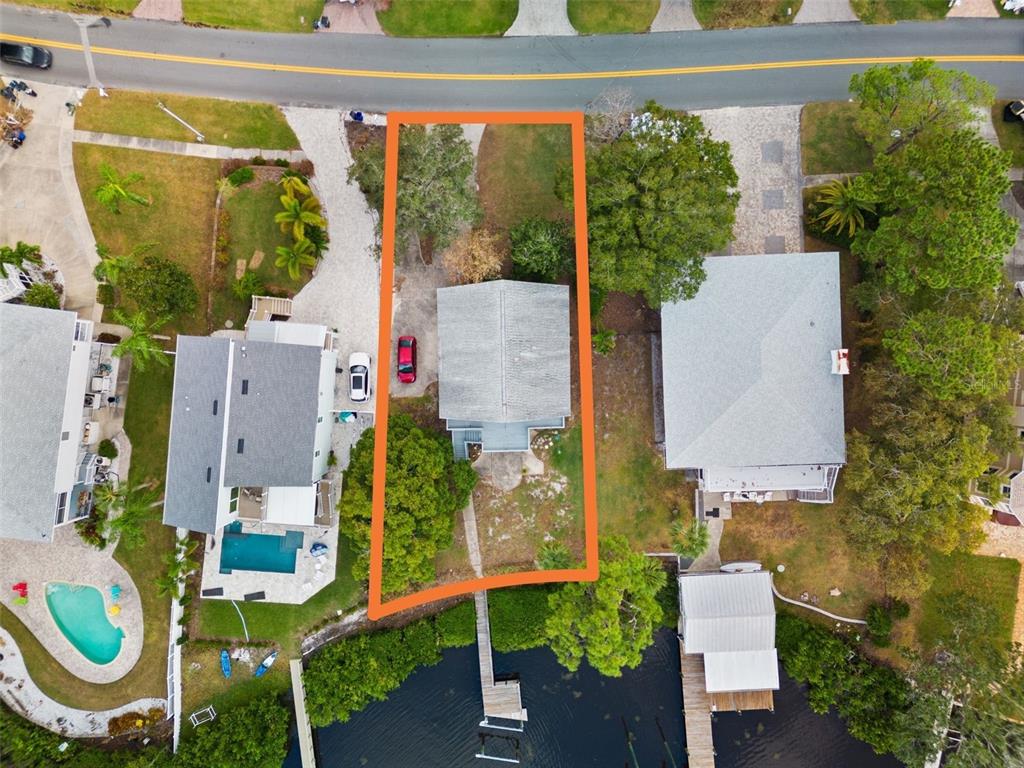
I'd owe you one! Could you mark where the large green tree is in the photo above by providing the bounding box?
[176,697,289,768]
[883,311,1023,403]
[544,536,664,677]
[349,124,479,252]
[573,101,738,306]
[120,254,198,318]
[850,59,995,153]
[338,413,477,595]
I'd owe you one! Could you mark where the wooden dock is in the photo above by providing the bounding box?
[476,590,527,723]
[709,688,774,713]
[290,659,317,768]
[678,639,716,768]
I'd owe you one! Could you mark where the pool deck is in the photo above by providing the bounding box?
[199,520,340,605]
[0,523,144,684]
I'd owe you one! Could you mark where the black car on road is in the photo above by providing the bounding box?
[1,42,52,69]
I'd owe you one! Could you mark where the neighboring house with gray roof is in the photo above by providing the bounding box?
[660,252,847,508]
[678,570,779,710]
[969,368,1024,527]
[0,304,99,542]
[163,320,338,535]
[437,280,571,458]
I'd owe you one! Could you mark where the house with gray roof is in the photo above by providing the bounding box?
[437,280,571,458]
[660,252,847,508]
[163,320,337,536]
[1,304,100,542]
[678,570,778,711]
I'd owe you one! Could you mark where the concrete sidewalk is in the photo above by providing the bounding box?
[72,130,306,162]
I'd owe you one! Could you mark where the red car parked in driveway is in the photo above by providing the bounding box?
[397,336,416,383]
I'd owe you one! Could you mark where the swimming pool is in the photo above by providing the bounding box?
[219,522,303,574]
[44,582,124,665]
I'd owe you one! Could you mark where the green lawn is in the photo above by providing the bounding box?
[567,0,660,33]
[196,535,362,657]
[73,144,221,337]
[693,0,802,28]
[917,552,1020,654]
[76,90,298,150]
[210,180,313,331]
[377,0,518,36]
[850,0,949,23]
[6,0,136,14]
[183,0,324,33]
[122,363,175,486]
[477,123,573,232]
[993,101,1024,167]
[800,101,874,176]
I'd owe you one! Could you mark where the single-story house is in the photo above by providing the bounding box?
[970,369,1024,526]
[437,280,571,459]
[660,252,847,507]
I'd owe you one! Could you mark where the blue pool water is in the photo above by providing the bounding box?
[44,582,124,665]
[219,523,303,574]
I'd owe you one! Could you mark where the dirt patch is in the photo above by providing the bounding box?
[234,259,247,280]
[345,121,386,156]
[250,249,264,269]
[598,291,659,334]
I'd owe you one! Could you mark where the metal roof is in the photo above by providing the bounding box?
[0,304,76,542]
[679,571,776,654]
[660,252,845,470]
[703,649,780,693]
[437,280,571,424]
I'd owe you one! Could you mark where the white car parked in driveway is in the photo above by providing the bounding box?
[348,352,371,403]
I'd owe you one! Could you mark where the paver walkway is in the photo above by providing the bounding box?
[0,627,165,738]
[319,0,383,34]
[946,0,1000,17]
[975,521,1024,645]
[650,0,701,31]
[794,0,858,23]
[505,0,576,36]
[688,518,723,572]
[0,80,98,320]
[131,0,182,22]
[73,130,306,162]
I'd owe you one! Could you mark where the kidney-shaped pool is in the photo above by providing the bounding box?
[45,582,124,665]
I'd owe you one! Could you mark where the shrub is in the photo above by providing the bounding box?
[592,327,616,355]
[274,158,291,168]
[251,155,267,166]
[96,282,116,306]
[22,283,60,309]
[509,217,574,282]
[121,255,198,318]
[215,208,232,265]
[226,166,254,187]
[590,285,607,322]
[866,602,894,647]
[75,506,108,549]
[97,439,118,459]
[443,228,503,285]
[292,159,315,178]
[434,600,476,648]
[327,450,337,467]
[536,541,573,570]
[232,271,265,302]
[889,598,910,620]
[490,586,553,652]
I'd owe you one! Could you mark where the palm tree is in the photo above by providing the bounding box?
[304,224,330,258]
[154,572,182,600]
[95,482,161,550]
[278,173,311,199]
[672,518,710,560]
[112,309,170,372]
[274,238,317,280]
[93,242,154,287]
[275,193,325,241]
[94,163,150,214]
[0,241,42,277]
[813,177,876,238]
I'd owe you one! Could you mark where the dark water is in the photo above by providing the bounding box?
[284,629,902,768]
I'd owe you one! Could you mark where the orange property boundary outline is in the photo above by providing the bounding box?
[368,111,598,620]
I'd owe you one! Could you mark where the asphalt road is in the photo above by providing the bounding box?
[1,4,1022,110]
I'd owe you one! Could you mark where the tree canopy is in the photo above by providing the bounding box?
[120,254,198,319]
[175,697,289,768]
[338,413,477,595]
[572,101,738,306]
[544,536,664,677]
[509,217,574,282]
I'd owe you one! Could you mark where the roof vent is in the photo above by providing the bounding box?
[831,349,849,375]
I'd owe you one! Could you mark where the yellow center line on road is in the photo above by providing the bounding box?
[4,33,1023,81]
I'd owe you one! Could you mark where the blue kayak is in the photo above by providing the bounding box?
[220,649,232,678]
[254,650,278,678]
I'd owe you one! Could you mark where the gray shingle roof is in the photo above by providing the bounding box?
[223,340,320,488]
[0,304,76,542]
[660,252,845,470]
[163,337,231,534]
[437,280,570,423]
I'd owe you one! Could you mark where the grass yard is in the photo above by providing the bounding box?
[377,0,518,36]
[477,123,573,233]
[850,0,949,23]
[183,0,324,33]
[993,101,1024,167]
[693,0,802,28]
[6,0,136,14]
[196,535,362,657]
[76,90,298,150]
[917,552,1020,654]
[122,362,175,486]
[210,180,314,331]
[800,101,874,176]
[567,0,661,33]
[73,144,220,337]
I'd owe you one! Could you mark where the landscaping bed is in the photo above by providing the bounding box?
[377,0,518,36]
[800,101,874,175]
[693,0,802,28]
[567,0,661,34]
[850,0,948,23]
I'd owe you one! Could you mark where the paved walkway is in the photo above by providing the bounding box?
[319,0,383,34]
[0,80,98,320]
[946,0,1000,17]
[131,0,182,22]
[505,0,576,36]
[650,0,701,31]
[975,521,1024,645]
[794,0,858,23]
[0,524,144,684]
[696,105,803,255]
[0,627,165,738]
[72,130,306,162]
[687,518,723,572]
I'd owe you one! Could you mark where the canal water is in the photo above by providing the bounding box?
[284,628,902,768]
